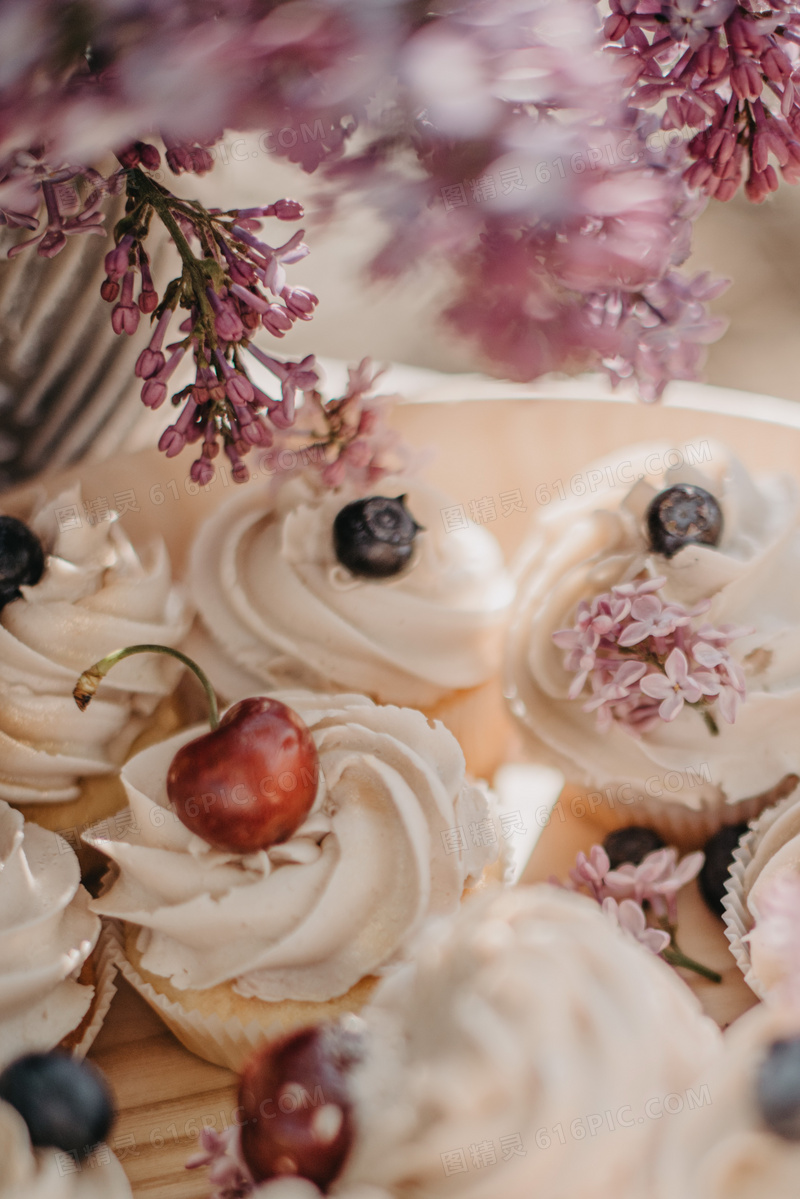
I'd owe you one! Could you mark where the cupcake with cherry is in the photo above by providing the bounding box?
[188,885,721,1199]
[80,645,501,1069]
[505,441,800,845]
[0,1050,131,1197]
[185,394,515,780]
[0,486,189,840]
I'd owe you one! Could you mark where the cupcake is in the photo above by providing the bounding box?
[191,885,721,1199]
[0,801,114,1068]
[185,476,515,779]
[0,1051,130,1197]
[506,440,800,844]
[723,791,800,999]
[656,1002,800,1199]
[0,486,190,837]
[85,690,502,1070]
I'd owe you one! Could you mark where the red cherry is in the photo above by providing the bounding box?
[239,1021,366,1190]
[166,697,320,853]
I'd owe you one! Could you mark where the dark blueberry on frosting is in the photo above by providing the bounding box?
[698,823,748,917]
[602,826,665,870]
[239,1019,366,1189]
[333,495,422,578]
[0,1052,115,1157]
[645,485,723,558]
[756,1037,800,1141]
[0,515,45,610]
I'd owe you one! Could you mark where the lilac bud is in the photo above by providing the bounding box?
[38,229,67,258]
[604,13,629,39]
[262,304,294,336]
[166,145,193,175]
[105,237,132,280]
[112,302,140,335]
[226,372,255,405]
[281,286,318,320]
[273,199,304,220]
[141,378,168,409]
[100,277,120,302]
[138,141,162,171]
[135,347,166,379]
[158,427,186,458]
[191,147,214,175]
[191,456,215,486]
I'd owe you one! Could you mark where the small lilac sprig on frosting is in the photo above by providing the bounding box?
[187,1128,253,1199]
[556,842,720,981]
[553,576,750,736]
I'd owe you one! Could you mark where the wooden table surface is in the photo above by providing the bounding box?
[91,786,760,1197]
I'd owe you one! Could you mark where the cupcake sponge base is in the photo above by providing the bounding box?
[108,921,379,1071]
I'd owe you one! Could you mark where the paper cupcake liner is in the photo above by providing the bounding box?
[69,920,119,1059]
[102,920,374,1072]
[571,781,788,850]
[721,792,800,1001]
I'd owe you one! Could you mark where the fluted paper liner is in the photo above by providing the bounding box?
[721,792,800,1001]
[70,920,119,1058]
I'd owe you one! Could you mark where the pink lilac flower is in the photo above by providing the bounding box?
[602,896,673,954]
[599,0,800,204]
[639,647,720,720]
[568,845,612,901]
[186,1127,252,1199]
[604,846,705,923]
[554,575,749,733]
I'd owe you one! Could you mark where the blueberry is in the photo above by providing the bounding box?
[602,826,666,869]
[0,515,45,610]
[698,823,748,917]
[645,485,723,558]
[333,496,422,579]
[756,1037,800,1140]
[0,1052,115,1157]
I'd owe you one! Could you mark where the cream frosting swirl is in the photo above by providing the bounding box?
[506,441,800,810]
[187,477,514,708]
[0,486,190,803]
[740,795,800,993]
[0,1099,131,1198]
[343,885,721,1199]
[0,801,99,1068]
[86,692,499,1002]
[655,1004,800,1199]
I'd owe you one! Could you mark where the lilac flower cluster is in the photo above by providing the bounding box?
[268,359,418,492]
[102,169,321,484]
[600,0,800,203]
[0,0,730,417]
[553,576,749,734]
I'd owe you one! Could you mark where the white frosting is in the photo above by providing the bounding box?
[86,692,499,1002]
[506,441,800,810]
[656,1004,800,1199]
[0,486,189,803]
[343,886,721,1199]
[0,1100,131,1198]
[0,802,99,1068]
[741,796,800,993]
[188,477,514,707]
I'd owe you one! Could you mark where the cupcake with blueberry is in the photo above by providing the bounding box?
[506,440,800,844]
[0,485,189,838]
[0,801,115,1068]
[656,1002,800,1199]
[186,476,515,780]
[189,885,720,1199]
[0,1051,130,1197]
[82,648,501,1070]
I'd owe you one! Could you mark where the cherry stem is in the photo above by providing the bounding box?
[73,643,220,730]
